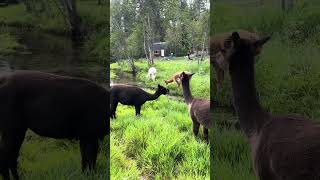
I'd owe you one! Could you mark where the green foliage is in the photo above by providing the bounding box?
[111,0,209,61]
[127,23,144,59]
[0,3,66,33]
[110,97,210,179]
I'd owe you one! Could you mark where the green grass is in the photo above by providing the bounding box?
[111,57,210,99]
[111,57,210,179]
[110,96,210,179]
[212,1,320,179]
[0,32,23,55]
[15,131,108,180]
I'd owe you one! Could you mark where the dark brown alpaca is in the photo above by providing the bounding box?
[110,84,169,118]
[164,71,192,87]
[224,31,320,180]
[180,72,211,142]
[210,30,266,93]
[0,70,109,180]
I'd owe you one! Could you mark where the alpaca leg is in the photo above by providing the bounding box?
[113,102,118,119]
[111,100,118,119]
[135,105,141,116]
[0,129,25,180]
[0,169,9,180]
[175,79,181,87]
[192,121,200,137]
[80,138,99,172]
[0,138,10,180]
[203,128,209,143]
[9,129,26,180]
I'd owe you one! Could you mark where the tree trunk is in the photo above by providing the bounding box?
[143,32,149,61]
[128,57,136,74]
[142,15,154,65]
[147,15,154,65]
[281,0,285,11]
[200,31,207,62]
[282,0,294,11]
[22,0,32,12]
[58,0,83,41]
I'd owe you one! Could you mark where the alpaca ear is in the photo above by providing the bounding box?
[231,32,240,43]
[158,84,161,88]
[254,36,271,47]
[182,71,186,75]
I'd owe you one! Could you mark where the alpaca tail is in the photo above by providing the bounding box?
[164,79,174,84]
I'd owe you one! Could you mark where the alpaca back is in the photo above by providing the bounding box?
[111,84,149,105]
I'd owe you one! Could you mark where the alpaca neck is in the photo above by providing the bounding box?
[182,80,193,104]
[146,91,161,101]
[229,52,267,137]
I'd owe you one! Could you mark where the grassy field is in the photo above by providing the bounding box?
[111,57,210,99]
[11,131,109,180]
[110,58,210,179]
[212,0,320,179]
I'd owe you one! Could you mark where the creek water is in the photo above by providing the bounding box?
[0,26,107,85]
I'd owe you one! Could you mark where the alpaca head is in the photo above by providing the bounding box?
[219,32,270,71]
[156,84,169,95]
[180,71,194,84]
[211,31,270,71]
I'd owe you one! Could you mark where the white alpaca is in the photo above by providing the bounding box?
[147,67,157,81]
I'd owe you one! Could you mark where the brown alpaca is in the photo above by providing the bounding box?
[164,71,192,87]
[180,72,211,142]
[224,31,320,180]
[110,84,169,118]
[210,30,266,93]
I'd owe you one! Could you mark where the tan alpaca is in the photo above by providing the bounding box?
[164,71,192,87]
[210,30,265,93]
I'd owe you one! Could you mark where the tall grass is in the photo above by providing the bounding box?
[111,57,210,179]
[212,1,320,179]
[16,131,108,180]
[110,96,210,179]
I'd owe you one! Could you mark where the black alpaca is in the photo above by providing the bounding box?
[0,70,109,180]
[110,84,169,118]
[180,72,212,142]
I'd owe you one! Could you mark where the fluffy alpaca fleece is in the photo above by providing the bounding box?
[147,67,157,81]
